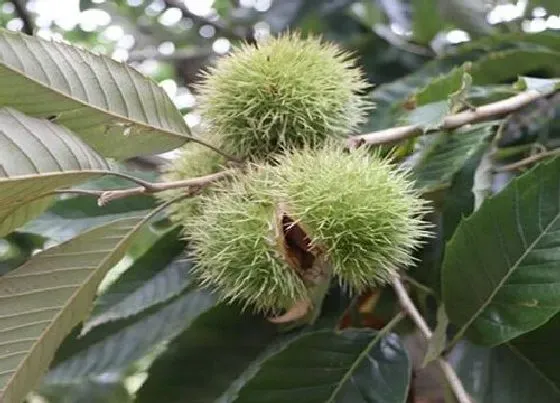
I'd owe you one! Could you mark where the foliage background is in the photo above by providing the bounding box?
[1,0,560,402]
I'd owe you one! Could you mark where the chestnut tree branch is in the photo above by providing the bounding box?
[48,91,553,206]
[11,0,34,35]
[53,169,234,206]
[392,276,473,403]
[348,90,545,148]
[189,138,243,163]
[494,148,560,172]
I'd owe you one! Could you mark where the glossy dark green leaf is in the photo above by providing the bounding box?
[450,340,560,402]
[441,149,482,243]
[443,157,560,345]
[84,228,190,331]
[137,304,279,403]
[412,124,493,192]
[41,288,216,388]
[0,232,46,276]
[40,380,132,403]
[230,329,410,403]
[510,313,560,390]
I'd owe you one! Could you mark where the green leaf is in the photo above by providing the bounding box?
[42,288,215,388]
[471,147,494,210]
[366,38,560,130]
[408,148,484,297]
[0,232,46,277]
[412,124,493,192]
[136,304,279,403]
[404,100,449,131]
[415,66,465,106]
[20,181,155,244]
[510,312,560,390]
[0,107,111,237]
[84,228,190,331]
[230,329,411,403]
[265,0,355,32]
[441,149,482,242]
[515,77,560,93]
[443,156,560,345]
[470,49,560,85]
[40,380,133,403]
[0,214,149,403]
[528,0,560,15]
[0,29,191,159]
[457,31,560,53]
[439,0,494,35]
[412,0,444,44]
[450,340,560,402]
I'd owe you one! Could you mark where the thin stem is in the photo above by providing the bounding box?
[99,171,156,190]
[326,311,406,403]
[52,169,235,206]
[392,276,472,403]
[494,148,560,172]
[401,274,435,296]
[189,137,244,164]
[52,189,104,197]
[392,276,432,337]
[348,90,545,147]
[11,0,34,35]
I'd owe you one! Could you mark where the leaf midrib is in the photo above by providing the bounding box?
[326,313,406,402]
[0,169,114,182]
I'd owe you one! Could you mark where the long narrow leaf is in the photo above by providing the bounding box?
[0,108,111,236]
[443,157,560,345]
[84,228,190,331]
[0,214,150,403]
[41,288,215,389]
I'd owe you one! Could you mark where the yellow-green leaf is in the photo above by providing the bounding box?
[0,108,111,236]
[0,29,191,159]
[0,214,148,403]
